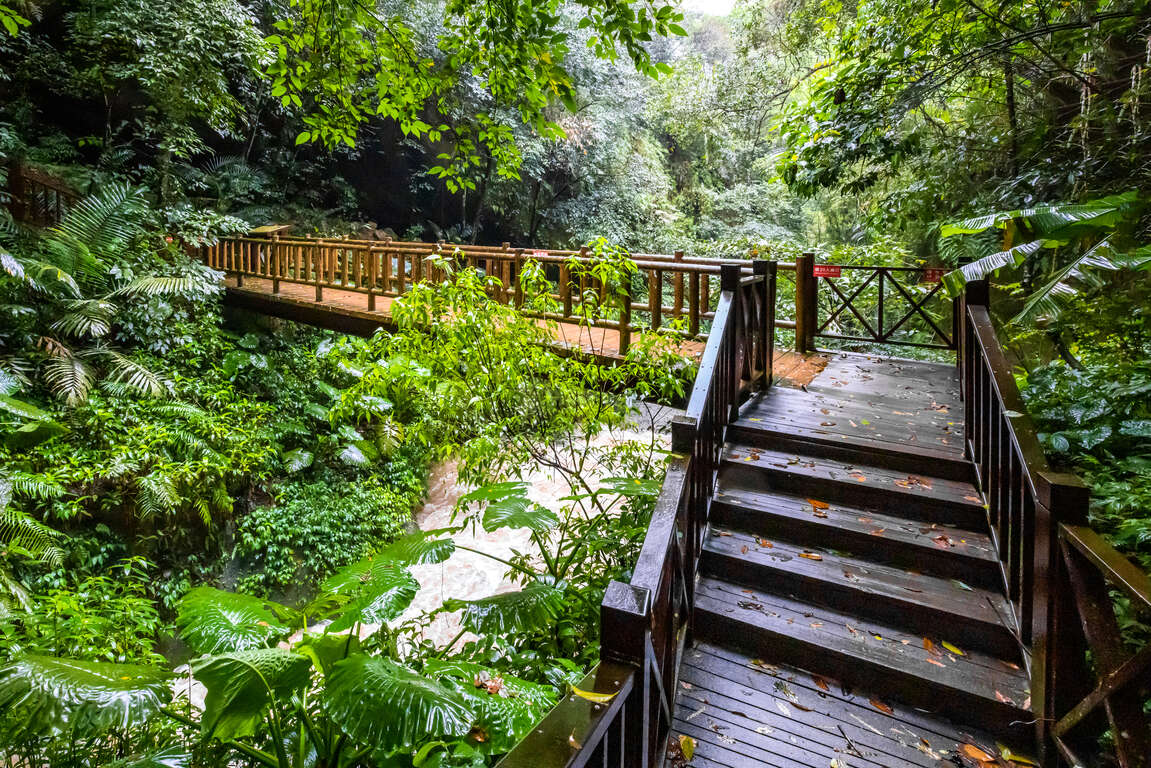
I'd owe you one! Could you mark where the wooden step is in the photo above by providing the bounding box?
[674,641,1030,768]
[692,577,1031,740]
[727,419,973,482]
[700,530,1019,656]
[712,481,1000,588]
[721,443,987,528]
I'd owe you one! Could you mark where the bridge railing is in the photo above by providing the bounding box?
[497,262,776,768]
[202,235,793,351]
[961,280,1151,765]
[4,160,79,227]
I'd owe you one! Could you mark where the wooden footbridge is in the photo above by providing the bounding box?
[201,236,1150,767]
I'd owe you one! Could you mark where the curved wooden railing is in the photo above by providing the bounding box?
[961,280,1151,766]
[498,262,776,768]
[4,160,79,227]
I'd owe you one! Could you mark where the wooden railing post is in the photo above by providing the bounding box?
[673,250,684,319]
[753,260,776,389]
[600,581,652,768]
[1033,472,1091,762]
[6,157,27,223]
[794,253,814,353]
[962,280,989,442]
[619,274,633,356]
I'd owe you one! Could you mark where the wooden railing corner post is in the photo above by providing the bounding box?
[794,253,815,353]
[6,156,27,223]
[719,263,741,293]
[965,278,990,307]
[670,414,697,456]
[271,232,281,294]
[600,580,652,768]
[753,259,776,390]
[513,248,524,309]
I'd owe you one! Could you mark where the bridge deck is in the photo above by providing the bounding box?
[222,275,823,384]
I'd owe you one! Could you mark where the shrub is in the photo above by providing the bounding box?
[233,476,419,600]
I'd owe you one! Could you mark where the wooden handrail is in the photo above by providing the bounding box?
[497,262,777,768]
[5,159,79,227]
[960,281,1151,766]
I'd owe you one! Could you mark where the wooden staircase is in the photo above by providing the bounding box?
[674,359,1033,766]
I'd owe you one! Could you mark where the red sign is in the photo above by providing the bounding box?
[813,264,841,278]
[922,267,945,283]
[531,250,548,259]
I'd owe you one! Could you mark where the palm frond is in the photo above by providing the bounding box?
[99,349,169,398]
[0,504,62,564]
[51,299,116,339]
[42,351,95,405]
[109,275,215,299]
[48,183,147,260]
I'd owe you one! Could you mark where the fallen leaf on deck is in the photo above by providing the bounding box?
[869,528,886,536]
[924,638,942,656]
[573,686,619,703]
[749,659,777,673]
[679,681,692,690]
[755,726,773,735]
[812,675,831,691]
[821,421,836,426]
[952,579,975,592]
[850,472,867,482]
[961,744,995,763]
[995,690,1015,705]
[965,494,982,503]
[741,545,748,554]
[758,538,774,548]
[776,701,792,717]
[933,535,954,549]
[869,698,894,715]
[807,498,830,510]
[895,474,933,490]
[799,551,823,561]
[717,530,732,536]
[858,516,874,523]
[1001,659,1020,671]
[569,731,581,749]
[942,641,965,656]
[679,734,696,761]
[820,408,831,415]
[925,657,945,667]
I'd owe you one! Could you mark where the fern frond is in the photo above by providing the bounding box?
[148,402,208,422]
[7,471,65,500]
[0,496,61,563]
[135,474,179,521]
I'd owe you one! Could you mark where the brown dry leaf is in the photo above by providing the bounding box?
[923,638,942,656]
[932,535,954,549]
[741,545,749,554]
[812,675,831,692]
[851,472,867,482]
[568,731,582,750]
[717,530,733,537]
[961,744,995,763]
[749,659,777,673]
[799,551,823,561]
[858,516,874,523]
[869,698,894,715]
[820,421,836,426]
[925,657,945,668]
[758,538,774,548]
[995,690,1015,705]
[820,408,831,414]
[869,528,886,536]
[965,494,982,503]
[807,498,830,510]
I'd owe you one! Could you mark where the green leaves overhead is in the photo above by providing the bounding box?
[176,586,297,655]
[193,648,312,741]
[447,583,564,636]
[378,529,459,566]
[461,481,558,533]
[0,655,171,741]
[324,655,475,751]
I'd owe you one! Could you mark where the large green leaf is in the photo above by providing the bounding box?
[324,655,475,751]
[378,528,459,566]
[423,659,557,750]
[295,632,361,678]
[176,586,297,655]
[1011,238,1119,325]
[325,564,419,632]
[446,583,564,636]
[0,655,171,740]
[941,239,1044,296]
[939,193,1138,238]
[193,648,312,741]
[461,481,557,533]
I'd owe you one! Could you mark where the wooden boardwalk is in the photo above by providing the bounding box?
[221,275,822,384]
[674,353,1032,767]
